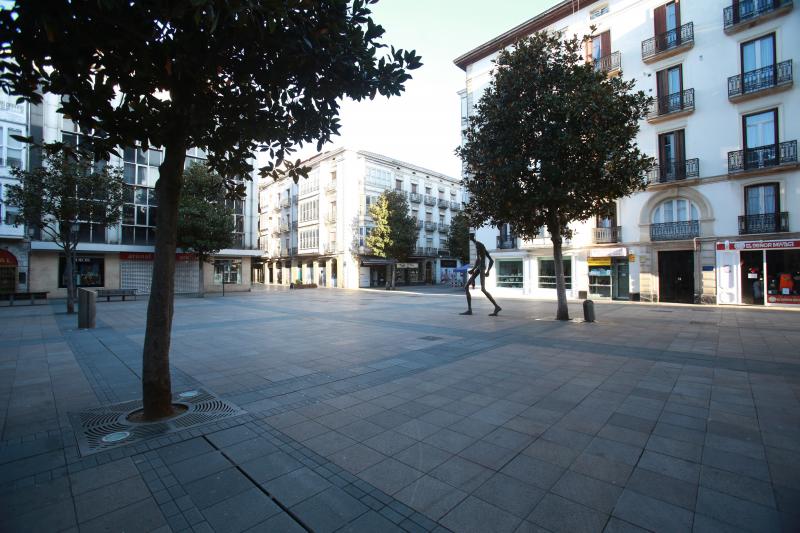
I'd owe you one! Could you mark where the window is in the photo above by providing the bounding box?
[743,109,778,168]
[746,183,778,215]
[596,204,617,228]
[742,34,775,74]
[658,129,686,180]
[656,65,683,112]
[365,166,391,189]
[395,179,403,191]
[439,214,445,224]
[299,228,318,250]
[411,183,418,193]
[652,198,698,223]
[214,259,242,284]
[298,171,319,195]
[653,1,682,52]
[590,5,609,19]
[1,127,24,168]
[299,198,318,222]
[538,259,572,290]
[59,256,104,288]
[588,30,610,62]
[123,146,162,186]
[185,147,207,168]
[122,184,157,245]
[497,260,523,288]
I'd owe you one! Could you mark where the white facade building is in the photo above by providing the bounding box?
[0,90,28,293]
[455,0,799,307]
[19,92,260,297]
[257,148,465,289]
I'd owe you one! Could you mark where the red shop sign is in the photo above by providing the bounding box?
[717,240,800,251]
[0,249,18,266]
[767,295,800,305]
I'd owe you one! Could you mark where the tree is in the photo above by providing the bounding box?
[177,162,234,297]
[457,31,652,320]
[6,143,124,313]
[366,190,416,289]
[448,211,470,264]
[1,1,420,419]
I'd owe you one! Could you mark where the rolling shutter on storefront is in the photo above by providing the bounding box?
[120,253,199,294]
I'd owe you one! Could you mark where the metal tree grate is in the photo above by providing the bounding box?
[69,388,244,456]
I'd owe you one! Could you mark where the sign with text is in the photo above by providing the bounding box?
[120,252,196,261]
[587,257,611,266]
[768,295,800,305]
[717,240,799,251]
[396,262,418,269]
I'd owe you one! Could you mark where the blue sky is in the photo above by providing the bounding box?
[288,0,561,178]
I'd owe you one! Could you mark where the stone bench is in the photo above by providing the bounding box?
[95,288,138,302]
[0,291,49,306]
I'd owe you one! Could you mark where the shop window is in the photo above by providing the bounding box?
[214,259,242,284]
[497,260,523,288]
[538,258,572,289]
[766,249,800,304]
[589,258,612,297]
[58,256,104,288]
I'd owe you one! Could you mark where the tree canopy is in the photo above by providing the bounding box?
[0,0,421,418]
[447,211,470,264]
[177,162,235,262]
[366,190,416,262]
[457,31,652,319]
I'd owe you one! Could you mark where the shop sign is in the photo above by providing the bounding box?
[396,262,418,269]
[717,240,800,251]
[768,295,800,305]
[120,252,196,261]
[587,257,611,266]
[0,250,18,266]
[628,254,635,263]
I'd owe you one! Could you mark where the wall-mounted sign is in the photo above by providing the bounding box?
[120,252,196,261]
[717,240,799,251]
[628,254,635,262]
[0,250,18,266]
[396,262,418,269]
[587,257,611,266]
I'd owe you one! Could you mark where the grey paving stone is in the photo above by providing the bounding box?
[157,438,215,464]
[169,451,231,485]
[0,475,73,516]
[646,434,703,463]
[69,457,139,495]
[584,437,643,466]
[337,419,385,442]
[613,489,693,532]
[0,449,65,483]
[695,486,781,532]
[540,426,594,451]
[291,486,368,533]
[637,450,700,484]
[441,495,522,533]
[0,496,76,532]
[482,427,532,452]
[240,451,303,484]
[431,455,494,493]
[691,513,750,533]
[473,472,545,519]
[203,487,281,532]
[501,454,564,491]
[246,512,306,532]
[283,419,332,442]
[552,470,623,514]
[336,510,405,533]
[79,498,166,533]
[74,475,151,523]
[625,467,696,510]
[602,517,650,532]
[304,431,358,457]
[363,429,417,456]
[523,438,582,468]
[358,457,424,496]
[459,440,517,470]
[220,435,279,464]
[699,465,775,508]
[395,419,441,440]
[528,493,609,533]
[329,443,385,474]
[394,474,468,520]
[395,441,453,473]
[569,452,632,486]
[700,447,770,482]
[184,467,253,509]
[206,425,259,449]
[423,427,478,454]
[448,418,499,439]
[263,466,332,508]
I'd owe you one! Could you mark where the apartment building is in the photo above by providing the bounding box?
[18,92,260,297]
[257,148,465,289]
[0,90,28,293]
[455,0,799,307]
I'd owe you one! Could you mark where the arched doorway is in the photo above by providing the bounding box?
[0,250,18,293]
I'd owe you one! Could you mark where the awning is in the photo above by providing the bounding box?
[0,250,18,266]
[589,247,627,257]
[454,265,471,273]
[360,258,397,266]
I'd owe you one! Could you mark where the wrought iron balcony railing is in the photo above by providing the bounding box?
[450,201,461,211]
[724,0,793,32]
[439,224,450,234]
[412,246,425,256]
[650,220,699,241]
[325,242,337,253]
[409,192,422,203]
[592,226,621,244]
[438,248,450,257]
[424,247,438,256]
[642,22,694,61]
[728,60,793,98]
[647,158,700,183]
[647,88,695,120]
[424,195,437,206]
[424,221,437,231]
[415,219,423,229]
[728,140,797,172]
[280,197,290,208]
[279,222,289,232]
[325,213,336,224]
[738,212,789,234]
[325,182,336,193]
[496,236,516,249]
[438,198,449,208]
[593,51,621,73]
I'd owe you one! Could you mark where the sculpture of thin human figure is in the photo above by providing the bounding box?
[461,233,502,316]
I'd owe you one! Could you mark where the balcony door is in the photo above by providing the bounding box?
[656,65,683,113]
[745,183,779,233]
[743,109,777,168]
[655,1,681,50]
[587,30,610,68]
[658,129,685,181]
[741,34,775,92]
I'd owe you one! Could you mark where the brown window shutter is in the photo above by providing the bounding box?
[674,0,681,28]
[600,31,611,59]
[654,4,666,37]
[656,69,668,100]
[732,0,740,24]
[675,130,686,176]
[585,37,593,62]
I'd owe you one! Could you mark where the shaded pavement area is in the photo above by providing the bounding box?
[1,287,799,532]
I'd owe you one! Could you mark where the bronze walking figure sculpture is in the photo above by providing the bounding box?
[461,233,502,316]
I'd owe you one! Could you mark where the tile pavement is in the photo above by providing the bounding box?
[1,287,799,531]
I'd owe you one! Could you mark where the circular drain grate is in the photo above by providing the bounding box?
[69,388,245,456]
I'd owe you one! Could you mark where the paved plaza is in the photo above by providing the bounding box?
[1,287,799,532]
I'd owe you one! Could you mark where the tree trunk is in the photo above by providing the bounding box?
[141,138,187,419]
[198,256,205,298]
[65,244,75,314]
[550,216,570,321]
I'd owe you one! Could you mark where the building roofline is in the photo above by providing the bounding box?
[453,0,599,71]
[356,150,459,183]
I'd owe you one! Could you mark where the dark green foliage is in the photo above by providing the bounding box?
[457,31,652,319]
[448,211,470,264]
[177,162,234,262]
[366,190,416,261]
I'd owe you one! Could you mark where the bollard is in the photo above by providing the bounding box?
[78,288,96,329]
[583,299,595,323]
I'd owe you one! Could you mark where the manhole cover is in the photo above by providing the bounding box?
[69,388,244,456]
[418,336,443,341]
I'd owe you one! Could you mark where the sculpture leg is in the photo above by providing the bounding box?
[460,271,478,315]
[480,271,501,316]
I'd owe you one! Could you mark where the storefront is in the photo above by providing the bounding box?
[716,239,800,306]
[120,252,198,294]
[587,248,630,300]
[60,255,105,288]
[360,258,394,287]
[396,262,420,286]
[0,249,18,293]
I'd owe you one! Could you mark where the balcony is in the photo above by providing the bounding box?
[292,195,298,204]
[650,220,699,241]
[272,204,281,213]
[728,60,793,102]
[439,224,450,234]
[438,248,451,257]
[724,0,793,34]
[592,226,621,244]
[424,195,437,206]
[325,182,336,193]
[280,248,290,257]
[642,22,694,63]
[647,88,695,123]
[279,222,289,232]
[438,198,449,208]
[738,212,789,234]
[647,158,700,184]
[280,197,290,208]
[291,221,298,230]
[271,227,281,236]
[450,201,461,211]
[728,141,798,173]
[411,246,425,256]
[325,213,336,224]
[424,246,438,256]
[325,242,337,254]
[409,192,422,204]
[594,51,621,75]
[415,219,423,229]
[291,246,297,255]
[424,221,437,231]
[497,236,516,249]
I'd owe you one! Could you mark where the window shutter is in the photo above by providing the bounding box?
[675,130,686,177]
[600,31,611,59]
[674,1,681,29]
[732,0,740,24]
[584,37,593,62]
[654,4,666,37]
[656,69,668,102]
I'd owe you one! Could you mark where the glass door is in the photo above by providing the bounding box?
[742,34,775,92]
[667,66,682,112]
[612,258,630,300]
[744,110,777,168]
